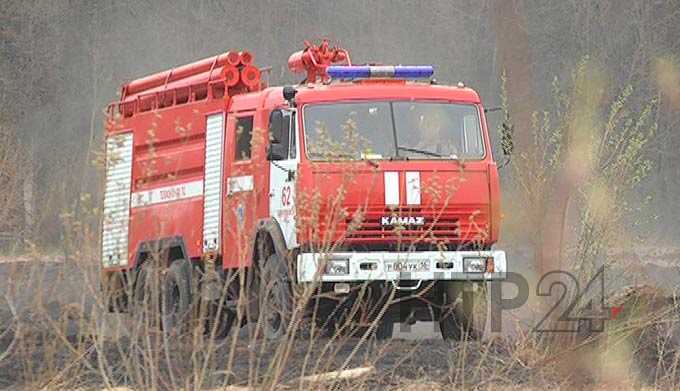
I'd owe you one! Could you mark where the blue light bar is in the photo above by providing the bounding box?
[327,66,370,79]
[327,65,434,80]
[394,65,434,79]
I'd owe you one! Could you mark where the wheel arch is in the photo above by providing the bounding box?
[133,235,190,270]
[253,218,290,268]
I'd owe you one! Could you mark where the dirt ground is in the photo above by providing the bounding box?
[1,247,680,389]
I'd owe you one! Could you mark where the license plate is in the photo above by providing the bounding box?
[385,260,430,272]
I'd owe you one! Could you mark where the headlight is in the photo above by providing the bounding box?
[463,257,492,273]
[325,258,350,275]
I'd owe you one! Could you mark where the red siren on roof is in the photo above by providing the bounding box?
[287,39,352,83]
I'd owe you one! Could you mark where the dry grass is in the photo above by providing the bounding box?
[2,270,679,391]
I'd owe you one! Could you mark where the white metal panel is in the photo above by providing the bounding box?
[227,175,254,194]
[203,113,225,252]
[384,171,400,205]
[405,171,421,205]
[102,133,133,267]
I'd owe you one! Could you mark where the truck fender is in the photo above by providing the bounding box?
[133,235,189,270]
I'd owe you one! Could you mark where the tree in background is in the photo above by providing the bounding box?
[0,119,28,251]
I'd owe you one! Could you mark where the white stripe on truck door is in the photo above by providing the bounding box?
[384,171,399,205]
[405,171,421,205]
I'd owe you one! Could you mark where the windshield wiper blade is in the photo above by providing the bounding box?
[396,146,445,158]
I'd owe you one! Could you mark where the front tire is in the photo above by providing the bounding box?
[259,253,293,340]
[439,281,488,340]
[375,318,394,340]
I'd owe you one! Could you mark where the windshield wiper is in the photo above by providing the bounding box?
[396,146,445,158]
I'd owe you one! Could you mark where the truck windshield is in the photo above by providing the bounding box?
[303,101,484,160]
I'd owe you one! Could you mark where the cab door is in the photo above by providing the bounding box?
[267,109,299,248]
[222,111,259,268]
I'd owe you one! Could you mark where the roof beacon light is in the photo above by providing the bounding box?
[327,65,434,80]
[327,66,370,79]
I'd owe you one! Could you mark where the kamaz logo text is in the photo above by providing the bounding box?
[380,216,425,226]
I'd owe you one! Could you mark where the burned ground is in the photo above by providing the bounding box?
[2,249,680,390]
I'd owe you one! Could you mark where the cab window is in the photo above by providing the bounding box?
[235,116,253,160]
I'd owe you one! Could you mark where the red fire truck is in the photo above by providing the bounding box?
[102,40,507,340]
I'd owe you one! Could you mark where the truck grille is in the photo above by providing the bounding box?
[340,206,488,246]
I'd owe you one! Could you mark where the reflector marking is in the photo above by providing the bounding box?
[405,171,421,205]
[227,175,254,194]
[131,180,204,208]
[384,171,399,205]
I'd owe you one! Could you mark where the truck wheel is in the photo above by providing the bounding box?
[259,253,293,340]
[133,261,154,315]
[319,291,393,340]
[205,301,236,339]
[439,281,488,340]
[317,295,355,337]
[375,318,394,340]
[104,271,128,312]
[161,259,192,333]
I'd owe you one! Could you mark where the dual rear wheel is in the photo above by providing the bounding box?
[133,259,192,332]
[133,259,234,337]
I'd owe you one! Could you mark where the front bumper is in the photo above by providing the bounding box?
[296,250,507,282]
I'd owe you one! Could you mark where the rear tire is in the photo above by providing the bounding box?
[133,261,154,316]
[104,271,128,312]
[161,259,192,333]
[439,281,488,340]
[205,300,236,339]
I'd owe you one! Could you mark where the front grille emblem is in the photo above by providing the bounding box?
[380,216,425,227]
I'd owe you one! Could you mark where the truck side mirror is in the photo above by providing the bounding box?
[282,86,297,107]
[269,110,283,144]
[268,109,287,161]
[268,145,287,161]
